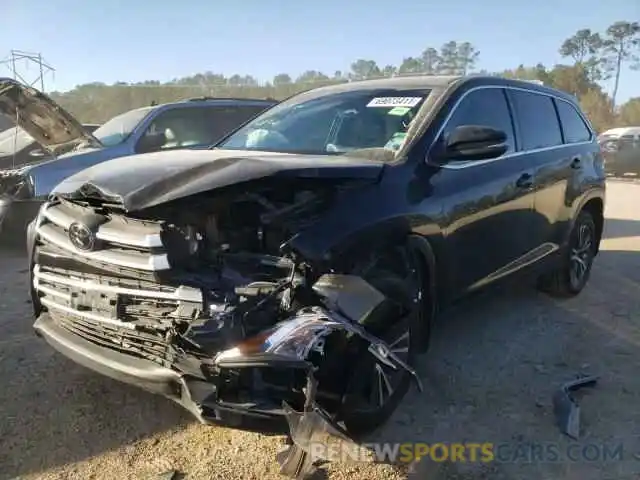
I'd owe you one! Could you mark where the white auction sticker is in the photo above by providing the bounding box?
[366,97,422,108]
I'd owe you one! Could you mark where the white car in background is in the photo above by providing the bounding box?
[598,126,640,176]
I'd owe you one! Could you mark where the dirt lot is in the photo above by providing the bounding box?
[1,180,640,480]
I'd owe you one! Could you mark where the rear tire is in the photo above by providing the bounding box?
[538,210,596,298]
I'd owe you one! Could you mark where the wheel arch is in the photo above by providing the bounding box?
[574,194,605,255]
[406,234,438,351]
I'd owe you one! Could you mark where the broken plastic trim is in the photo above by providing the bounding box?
[552,374,598,439]
[278,371,375,479]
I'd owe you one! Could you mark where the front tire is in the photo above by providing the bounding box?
[538,210,597,298]
[337,239,429,435]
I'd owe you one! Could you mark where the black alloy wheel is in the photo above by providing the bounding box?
[538,210,597,297]
[338,239,428,435]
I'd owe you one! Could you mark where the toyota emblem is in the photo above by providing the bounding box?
[68,222,96,251]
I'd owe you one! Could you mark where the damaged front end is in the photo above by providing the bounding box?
[30,177,421,476]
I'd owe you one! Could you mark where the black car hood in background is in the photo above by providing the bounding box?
[0,78,102,153]
[54,148,385,211]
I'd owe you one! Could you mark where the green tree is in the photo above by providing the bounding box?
[602,21,640,109]
[273,73,292,85]
[457,42,480,75]
[559,29,605,82]
[617,97,640,126]
[420,47,441,74]
[499,63,549,83]
[546,64,599,97]
[381,65,397,77]
[41,29,636,136]
[560,29,603,63]
[438,41,459,74]
[295,70,329,83]
[349,59,381,80]
[397,57,423,74]
[579,89,615,133]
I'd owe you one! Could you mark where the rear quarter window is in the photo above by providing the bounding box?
[509,90,563,150]
[555,100,592,144]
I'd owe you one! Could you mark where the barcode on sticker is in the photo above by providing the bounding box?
[367,97,422,108]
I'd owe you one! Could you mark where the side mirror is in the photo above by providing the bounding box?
[137,131,167,153]
[438,125,508,162]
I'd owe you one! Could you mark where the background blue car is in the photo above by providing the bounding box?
[0,78,276,245]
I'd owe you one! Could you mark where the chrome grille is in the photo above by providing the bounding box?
[55,311,176,366]
[33,264,205,363]
[36,200,170,272]
[33,264,203,327]
[32,200,210,364]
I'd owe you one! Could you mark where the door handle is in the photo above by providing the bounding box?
[516,173,534,189]
[571,157,582,169]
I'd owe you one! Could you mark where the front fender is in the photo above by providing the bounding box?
[286,167,442,263]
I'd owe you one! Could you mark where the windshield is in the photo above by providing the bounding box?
[91,107,154,147]
[217,88,430,156]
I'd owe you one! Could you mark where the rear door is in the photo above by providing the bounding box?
[509,90,591,251]
[434,87,539,295]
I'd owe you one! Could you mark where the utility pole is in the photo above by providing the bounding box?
[0,50,55,92]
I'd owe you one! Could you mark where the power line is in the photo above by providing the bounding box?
[0,50,55,92]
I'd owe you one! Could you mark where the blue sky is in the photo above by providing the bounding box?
[1,0,639,102]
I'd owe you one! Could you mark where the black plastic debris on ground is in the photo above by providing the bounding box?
[552,375,598,439]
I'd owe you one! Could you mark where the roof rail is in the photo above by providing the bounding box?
[186,96,277,102]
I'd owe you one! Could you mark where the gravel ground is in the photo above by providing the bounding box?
[1,179,640,480]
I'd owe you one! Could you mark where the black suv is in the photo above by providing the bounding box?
[27,75,604,475]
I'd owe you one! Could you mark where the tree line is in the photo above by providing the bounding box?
[49,20,640,133]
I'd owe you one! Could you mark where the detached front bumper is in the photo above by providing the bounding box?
[35,312,373,479]
[33,313,292,429]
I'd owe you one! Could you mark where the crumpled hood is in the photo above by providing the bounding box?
[0,77,102,153]
[53,148,385,211]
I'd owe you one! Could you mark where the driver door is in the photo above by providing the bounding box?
[431,87,540,295]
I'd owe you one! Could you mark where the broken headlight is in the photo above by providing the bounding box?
[215,311,341,363]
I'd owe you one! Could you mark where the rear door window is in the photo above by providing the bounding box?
[509,90,563,150]
[138,107,213,151]
[136,104,270,152]
[555,100,592,144]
